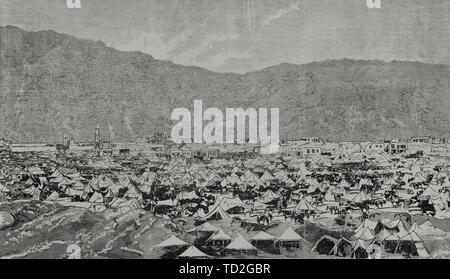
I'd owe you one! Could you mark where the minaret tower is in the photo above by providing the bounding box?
[94,124,101,153]
[63,133,69,147]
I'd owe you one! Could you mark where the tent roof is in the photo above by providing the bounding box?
[250,231,277,241]
[417,220,448,236]
[204,203,232,221]
[278,227,307,242]
[356,219,378,232]
[153,235,188,248]
[294,199,319,212]
[355,227,375,240]
[177,246,210,258]
[225,234,258,250]
[207,228,231,241]
[187,222,218,233]
[399,231,424,242]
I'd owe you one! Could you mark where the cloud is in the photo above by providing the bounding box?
[263,1,301,26]
[113,28,245,70]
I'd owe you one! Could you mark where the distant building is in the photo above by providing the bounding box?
[366,142,387,153]
[280,142,324,157]
[301,137,322,143]
[387,142,407,154]
[11,143,56,153]
[285,137,322,145]
[153,131,169,143]
[338,142,363,154]
[410,136,448,144]
[410,136,430,143]
[170,145,192,159]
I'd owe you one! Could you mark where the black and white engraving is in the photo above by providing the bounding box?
[0,0,450,259]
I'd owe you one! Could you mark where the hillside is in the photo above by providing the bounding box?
[1,25,450,142]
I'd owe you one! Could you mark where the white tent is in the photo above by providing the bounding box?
[250,231,277,241]
[259,190,279,204]
[187,222,218,233]
[413,220,448,238]
[177,246,211,258]
[153,235,188,248]
[203,203,232,221]
[225,234,258,251]
[206,228,232,245]
[294,198,319,212]
[277,227,308,242]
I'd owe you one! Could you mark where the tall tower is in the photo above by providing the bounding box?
[63,134,69,147]
[94,124,101,152]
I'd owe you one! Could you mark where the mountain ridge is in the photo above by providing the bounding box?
[1,25,450,143]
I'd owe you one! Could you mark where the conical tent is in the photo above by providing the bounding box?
[250,231,277,241]
[260,171,275,182]
[259,189,279,203]
[337,179,351,189]
[352,191,371,203]
[278,227,307,242]
[177,246,211,258]
[225,234,258,251]
[212,195,248,212]
[203,203,232,221]
[294,198,319,212]
[206,228,231,242]
[187,222,218,233]
[153,235,188,248]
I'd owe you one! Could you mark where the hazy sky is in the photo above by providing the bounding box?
[1,0,450,73]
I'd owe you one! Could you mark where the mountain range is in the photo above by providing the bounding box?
[1,25,450,143]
